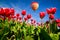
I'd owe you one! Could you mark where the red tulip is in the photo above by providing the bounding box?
[19,16,22,20]
[24,16,28,21]
[49,14,54,20]
[57,23,60,27]
[16,14,20,20]
[10,8,15,15]
[46,8,52,14]
[27,14,31,19]
[16,13,20,17]
[46,7,56,14]
[50,7,56,14]
[0,8,15,17]
[3,8,10,17]
[21,10,26,16]
[56,19,60,23]
[11,15,16,19]
[39,12,45,19]
[0,8,4,16]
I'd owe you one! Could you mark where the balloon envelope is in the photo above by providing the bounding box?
[31,2,39,11]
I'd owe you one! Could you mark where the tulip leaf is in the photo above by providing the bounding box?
[39,28,52,40]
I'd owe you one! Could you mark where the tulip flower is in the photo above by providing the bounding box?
[46,8,52,15]
[34,20,36,23]
[27,14,31,19]
[56,19,60,23]
[16,13,20,17]
[39,12,45,27]
[46,7,56,15]
[31,21,34,24]
[49,14,54,20]
[57,23,60,28]
[16,13,20,20]
[7,16,11,21]
[11,15,16,20]
[46,21,49,24]
[0,8,15,17]
[31,19,34,24]
[37,22,40,26]
[31,19,36,25]
[24,16,28,21]
[39,12,45,19]
[0,8,10,20]
[31,18,34,22]
[0,8,5,16]
[17,16,22,22]
[10,8,15,15]
[3,8,10,17]
[19,16,22,20]
[21,10,26,16]
[50,7,56,14]
[46,21,49,28]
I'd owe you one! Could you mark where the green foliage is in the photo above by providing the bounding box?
[0,19,60,40]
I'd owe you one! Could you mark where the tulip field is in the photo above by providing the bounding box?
[0,2,60,40]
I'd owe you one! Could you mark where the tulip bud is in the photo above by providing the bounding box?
[0,8,4,16]
[31,19,34,21]
[57,23,60,28]
[10,8,15,15]
[37,22,40,26]
[49,14,54,20]
[39,12,45,19]
[56,19,60,24]
[46,21,49,24]
[24,16,28,21]
[21,10,26,16]
[19,16,22,20]
[27,14,31,19]
[46,8,52,14]
[16,13,20,17]
[11,15,16,19]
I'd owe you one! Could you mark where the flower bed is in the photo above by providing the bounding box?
[0,8,60,40]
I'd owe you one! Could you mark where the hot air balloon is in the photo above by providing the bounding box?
[31,2,39,11]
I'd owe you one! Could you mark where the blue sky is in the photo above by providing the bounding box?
[0,0,60,22]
